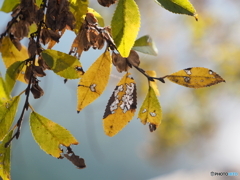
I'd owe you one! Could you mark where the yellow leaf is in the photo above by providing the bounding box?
[1,36,28,84]
[0,96,20,140]
[0,130,13,180]
[103,72,137,137]
[77,51,112,112]
[146,70,160,96]
[138,86,162,132]
[0,73,10,104]
[1,36,29,68]
[166,67,225,88]
[30,112,78,158]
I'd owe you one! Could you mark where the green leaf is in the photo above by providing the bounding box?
[5,61,25,93]
[69,0,89,34]
[0,96,20,140]
[30,112,79,158]
[87,8,104,27]
[0,0,19,13]
[0,130,13,180]
[41,49,84,79]
[138,86,162,132]
[36,0,42,6]
[155,0,198,20]
[111,0,141,57]
[0,73,10,104]
[133,35,158,56]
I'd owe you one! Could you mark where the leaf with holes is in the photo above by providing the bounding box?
[103,72,137,137]
[138,86,162,132]
[5,61,25,93]
[166,67,226,88]
[30,112,78,158]
[133,35,158,56]
[111,0,140,57]
[69,0,89,34]
[41,49,84,79]
[0,96,20,140]
[155,0,198,20]
[0,130,13,180]
[77,51,112,112]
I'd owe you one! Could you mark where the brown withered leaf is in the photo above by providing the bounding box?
[126,50,140,67]
[97,0,117,7]
[64,153,86,169]
[112,52,129,73]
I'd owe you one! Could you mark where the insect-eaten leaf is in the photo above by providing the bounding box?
[0,96,20,140]
[133,35,158,56]
[41,49,84,79]
[166,67,226,88]
[103,73,137,137]
[155,0,198,20]
[0,130,13,180]
[30,112,78,158]
[77,51,112,112]
[111,0,141,57]
[138,86,162,132]
[5,61,25,93]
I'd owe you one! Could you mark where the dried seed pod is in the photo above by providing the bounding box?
[97,0,117,7]
[31,83,44,99]
[112,52,129,73]
[85,13,98,25]
[48,30,61,43]
[40,28,51,45]
[28,38,37,57]
[33,66,46,77]
[24,64,33,83]
[38,57,50,70]
[126,50,140,67]
[36,8,44,24]
[10,36,22,51]
[96,34,105,50]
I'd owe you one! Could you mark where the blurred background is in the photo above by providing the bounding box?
[0,0,240,179]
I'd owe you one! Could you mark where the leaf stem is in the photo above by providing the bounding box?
[133,65,165,83]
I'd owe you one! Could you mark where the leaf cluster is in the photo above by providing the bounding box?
[0,0,226,179]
